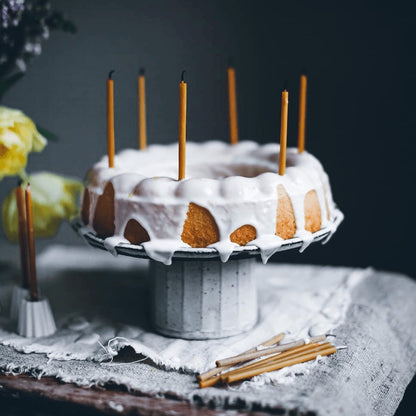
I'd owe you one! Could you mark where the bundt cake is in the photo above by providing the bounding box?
[81,141,336,264]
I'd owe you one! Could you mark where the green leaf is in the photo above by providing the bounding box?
[36,126,58,142]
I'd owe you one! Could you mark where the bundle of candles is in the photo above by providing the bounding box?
[106,66,308,179]
[197,333,338,388]
[10,182,56,337]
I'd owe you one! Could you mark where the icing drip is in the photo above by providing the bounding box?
[322,210,344,245]
[249,235,284,264]
[208,241,239,263]
[104,236,129,256]
[84,141,338,263]
[298,231,314,253]
[142,239,188,265]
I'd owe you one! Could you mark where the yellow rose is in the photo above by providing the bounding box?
[2,172,83,241]
[0,106,47,179]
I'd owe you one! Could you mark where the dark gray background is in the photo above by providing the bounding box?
[0,0,414,277]
[0,2,415,414]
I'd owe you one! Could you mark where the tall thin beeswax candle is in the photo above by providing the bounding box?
[298,74,307,153]
[227,66,239,144]
[178,71,187,180]
[25,184,38,301]
[107,70,115,167]
[279,89,289,176]
[15,183,29,289]
[138,68,147,150]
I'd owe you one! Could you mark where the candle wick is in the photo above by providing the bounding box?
[139,67,145,76]
[283,80,288,91]
[17,179,23,187]
[108,70,115,80]
[181,70,186,82]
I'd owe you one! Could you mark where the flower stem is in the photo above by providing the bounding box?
[19,170,29,182]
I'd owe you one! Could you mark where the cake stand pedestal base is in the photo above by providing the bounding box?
[72,209,343,339]
[149,257,258,339]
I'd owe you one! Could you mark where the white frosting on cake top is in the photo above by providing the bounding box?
[85,141,336,264]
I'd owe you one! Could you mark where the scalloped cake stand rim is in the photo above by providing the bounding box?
[71,208,344,261]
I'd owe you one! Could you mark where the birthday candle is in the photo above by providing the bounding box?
[227,65,239,144]
[279,88,289,176]
[138,68,147,150]
[107,70,115,167]
[297,74,307,153]
[178,71,187,180]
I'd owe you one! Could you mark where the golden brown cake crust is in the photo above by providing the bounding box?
[90,185,325,245]
[276,185,297,239]
[93,182,115,238]
[304,190,322,233]
[230,225,257,246]
[124,218,150,244]
[324,190,330,221]
[181,203,220,248]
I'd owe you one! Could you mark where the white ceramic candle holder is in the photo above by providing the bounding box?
[17,297,56,338]
[10,285,29,322]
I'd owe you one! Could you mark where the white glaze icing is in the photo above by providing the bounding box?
[103,236,129,257]
[83,141,336,264]
[250,235,284,264]
[208,241,239,263]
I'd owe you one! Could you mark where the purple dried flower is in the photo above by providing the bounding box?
[1,0,24,29]
[0,0,76,96]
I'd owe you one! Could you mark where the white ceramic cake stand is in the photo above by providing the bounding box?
[72,208,343,340]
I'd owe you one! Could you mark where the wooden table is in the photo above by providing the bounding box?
[0,373,272,416]
[1,373,414,415]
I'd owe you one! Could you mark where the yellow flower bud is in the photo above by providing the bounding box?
[0,106,47,179]
[2,172,83,241]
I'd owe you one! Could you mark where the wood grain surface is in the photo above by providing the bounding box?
[0,373,281,416]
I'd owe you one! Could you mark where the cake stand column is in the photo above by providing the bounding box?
[149,257,258,339]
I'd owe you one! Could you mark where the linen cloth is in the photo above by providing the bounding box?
[0,245,415,415]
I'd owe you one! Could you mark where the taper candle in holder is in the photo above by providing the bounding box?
[17,184,56,338]
[10,182,29,322]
